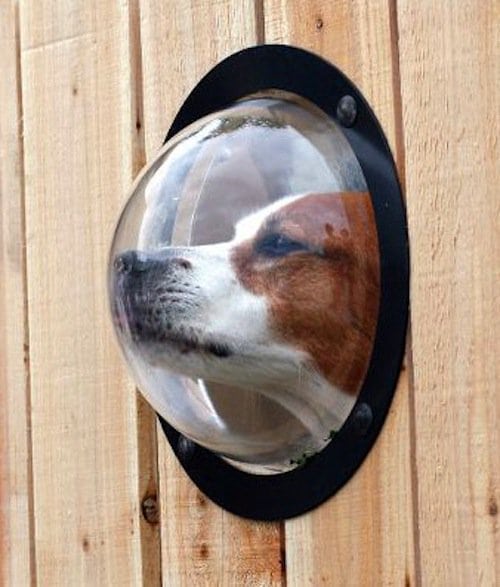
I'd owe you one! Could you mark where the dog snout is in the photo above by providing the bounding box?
[112,248,196,342]
[113,249,192,277]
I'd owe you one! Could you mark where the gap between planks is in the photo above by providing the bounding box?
[15,1,38,581]
[388,1,422,584]
[128,0,163,584]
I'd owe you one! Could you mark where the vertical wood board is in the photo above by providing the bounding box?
[19,0,158,583]
[0,1,33,585]
[398,1,499,584]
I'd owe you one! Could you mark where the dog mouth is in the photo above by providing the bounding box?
[140,326,233,358]
[112,280,232,359]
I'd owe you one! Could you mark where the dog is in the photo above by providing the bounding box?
[112,191,379,448]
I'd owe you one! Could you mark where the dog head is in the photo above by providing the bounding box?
[112,192,379,430]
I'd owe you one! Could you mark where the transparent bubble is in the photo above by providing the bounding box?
[108,93,380,474]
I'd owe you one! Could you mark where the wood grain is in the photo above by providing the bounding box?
[0,1,33,585]
[398,1,500,584]
[265,1,416,585]
[140,0,264,155]
[19,0,159,583]
[139,1,283,584]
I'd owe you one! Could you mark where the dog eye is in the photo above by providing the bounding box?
[255,233,307,257]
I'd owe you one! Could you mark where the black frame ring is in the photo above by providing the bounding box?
[158,44,409,521]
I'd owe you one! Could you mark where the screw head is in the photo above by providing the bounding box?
[352,403,373,436]
[336,95,357,127]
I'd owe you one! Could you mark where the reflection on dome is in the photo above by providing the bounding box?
[109,93,379,474]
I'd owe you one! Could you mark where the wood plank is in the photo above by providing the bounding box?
[0,1,33,585]
[265,1,416,585]
[398,2,499,584]
[140,0,265,155]
[19,0,160,583]
[139,1,283,584]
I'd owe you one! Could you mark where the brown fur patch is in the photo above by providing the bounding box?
[231,192,380,394]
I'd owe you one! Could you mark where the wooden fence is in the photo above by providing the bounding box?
[1,0,498,585]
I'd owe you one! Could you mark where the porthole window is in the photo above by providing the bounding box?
[108,45,408,520]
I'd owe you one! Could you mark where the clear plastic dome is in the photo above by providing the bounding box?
[108,93,380,474]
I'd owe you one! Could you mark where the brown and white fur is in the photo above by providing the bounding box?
[112,192,380,439]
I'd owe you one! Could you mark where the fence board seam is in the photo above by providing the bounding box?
[388,1,422,584]
[129,0,162,583]
[14,2,37,584]
[254,0,265,45]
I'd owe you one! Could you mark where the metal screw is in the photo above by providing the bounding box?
[177,434,196,462]
[352,403,373,436]
[336,95,357,127]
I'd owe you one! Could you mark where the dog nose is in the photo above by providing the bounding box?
[114,250,147,275]
[113,250,192,275]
